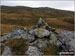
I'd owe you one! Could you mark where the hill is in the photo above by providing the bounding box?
[1,6,74,35]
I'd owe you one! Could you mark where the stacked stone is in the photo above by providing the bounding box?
[1,18,75,56]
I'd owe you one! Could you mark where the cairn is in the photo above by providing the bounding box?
[0,18,75,56]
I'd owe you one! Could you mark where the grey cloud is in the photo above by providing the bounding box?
[1,1,74,11]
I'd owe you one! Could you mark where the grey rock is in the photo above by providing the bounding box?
[21,33,35,42]
[0,33,14,42]
[37,17,48,26]
[12,28,25,35]
[0,28,26,42]
[25,46,43,56]
[58,30,75,50]
[34,28,50,38]
[14,35,22,39]
[50,31,57,44]
[2,43,12,56]
[37,40,48,48]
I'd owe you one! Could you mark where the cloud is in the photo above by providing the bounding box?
[1,1,74,11]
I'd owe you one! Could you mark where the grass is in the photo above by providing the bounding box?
[40,43,59,55]
[4,38,29,55]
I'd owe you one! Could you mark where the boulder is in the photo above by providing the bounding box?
[34,28,50,38]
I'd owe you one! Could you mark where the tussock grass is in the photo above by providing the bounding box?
[5,38,29,55]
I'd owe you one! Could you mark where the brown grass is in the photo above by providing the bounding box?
[40,44,59,55]
[4,38,29,55]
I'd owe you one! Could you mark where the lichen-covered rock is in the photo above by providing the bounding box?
[12,28,25,35]
[21,33,35,42]
[34,28,50,38]
[25,46,43,56]
[0,28,26,42]
[58,30,75,50]
[1,43,12,56]
[0,33,14,42]
[29,39,48,48]
[2,46,12,56]
[37,40,48,48]
[49,32,57,44]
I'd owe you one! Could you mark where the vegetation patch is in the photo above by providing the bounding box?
[40,43,59,55]
[0,45,4,54]
[5,38,29,55]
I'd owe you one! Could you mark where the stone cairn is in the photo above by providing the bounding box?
[0,18,75,56]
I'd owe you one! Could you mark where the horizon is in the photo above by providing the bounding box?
[1,1,74,11]
[1,5,74,12]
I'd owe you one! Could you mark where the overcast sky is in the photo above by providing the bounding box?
[1,1,74,11]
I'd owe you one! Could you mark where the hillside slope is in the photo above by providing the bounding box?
[1,6,74,35]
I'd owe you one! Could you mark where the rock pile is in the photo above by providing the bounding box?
[0,18,75,56]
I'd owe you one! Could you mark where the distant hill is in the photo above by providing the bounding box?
[1,6,74,35]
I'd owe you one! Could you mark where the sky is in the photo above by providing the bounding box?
[1,1,74,11]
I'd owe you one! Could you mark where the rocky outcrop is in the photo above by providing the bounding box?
[1,18,75,56]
